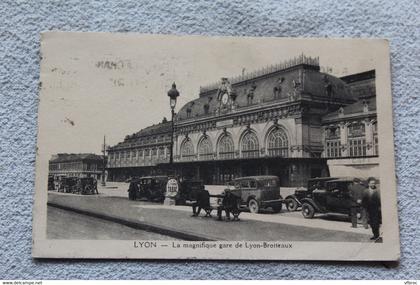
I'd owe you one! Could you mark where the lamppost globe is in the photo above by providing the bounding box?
[167,82,180,169]
[167,82,179,110]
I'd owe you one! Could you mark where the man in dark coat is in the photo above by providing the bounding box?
[128,179,139,200]
[217,189,240,221]
[191,188,211,217]
[93,178,99,194]
[362,177,382,240]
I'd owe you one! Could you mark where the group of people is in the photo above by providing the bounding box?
[190,188,241,221]
[189,177,382,241]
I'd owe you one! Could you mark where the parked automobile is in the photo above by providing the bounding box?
[228,176,283,213]
[48,175,55,191]
[128,176,168,202]
[57,177,78,193]
[176,179,206,205]
[57,177,97,195]
[54,175,66,191]
[73,177,97,195]
[300,177,363,219]
[284,177,337,211]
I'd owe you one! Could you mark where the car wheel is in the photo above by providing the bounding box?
[272,204,282,213]
[286,199,298,211]
[248,199,260,214]
[301,203,315,219]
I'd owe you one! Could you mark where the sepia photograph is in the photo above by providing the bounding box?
[32,33,399,260]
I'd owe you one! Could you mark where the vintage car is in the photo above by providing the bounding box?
[57,177,97,195]
[73,177,97,195]
[58,177,78,193]
[300,177,364,219]
[284,177,337,211]
[48,175,55,191]
[54,175,66,191]
[176,179,206,205]
[128,176,168,202]
[228,176,283,213]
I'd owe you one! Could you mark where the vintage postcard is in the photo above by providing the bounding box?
[32,32,400,260]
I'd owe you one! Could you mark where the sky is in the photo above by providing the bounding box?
[37,33,384,157]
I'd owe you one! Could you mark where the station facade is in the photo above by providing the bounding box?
[106,56,378,187]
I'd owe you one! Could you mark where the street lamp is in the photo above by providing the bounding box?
[167,82,180,166]
[101,135,108,187]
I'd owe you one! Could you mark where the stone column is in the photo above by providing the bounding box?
[364,120,374,156]
[294,117,303,158]
[339,122,348,157]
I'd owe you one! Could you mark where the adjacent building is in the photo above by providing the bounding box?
[322,70,379,178]
[106,55,379,186]
[49,153,105,180]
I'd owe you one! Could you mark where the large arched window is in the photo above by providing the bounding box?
[267,127,289,157]
[180,138,195,161]
[241,131,260,158]
[198,136,213,160]
[217,134,234,159]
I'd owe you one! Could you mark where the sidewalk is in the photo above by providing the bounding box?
[94,183,368,235]
[96,182,296,200]
[48,192,371,242]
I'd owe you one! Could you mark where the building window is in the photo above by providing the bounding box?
[348,122,365,137]
[267,127,288,157]
[348,122,366,157]
[159,147,165,157]
[241,131,259,158]
[326,140,341,158]
[180,138,195,161]
[145,149,150,157]
[198,136,213,160]
[349,138,366,157]
[218,134,234,159]
[325,126,341,158]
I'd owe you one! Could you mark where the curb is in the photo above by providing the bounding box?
[48,202,221,241]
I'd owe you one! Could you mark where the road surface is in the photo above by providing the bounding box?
[47,192,373,242]
[47,206,178,240]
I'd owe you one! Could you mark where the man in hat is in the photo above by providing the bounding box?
[362,177,382,240]
[191,186,211,217]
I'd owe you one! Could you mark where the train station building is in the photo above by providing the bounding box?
[106,56,378,186]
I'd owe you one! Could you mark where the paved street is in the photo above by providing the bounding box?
[47,206,178,240]
[47,190,373,242]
